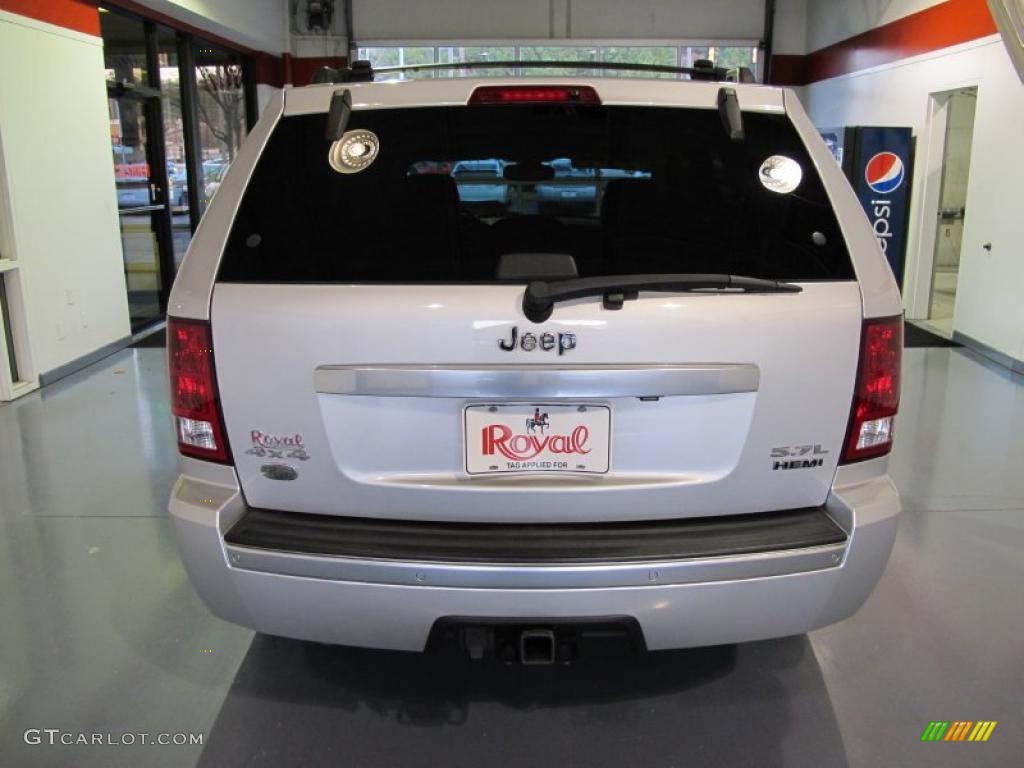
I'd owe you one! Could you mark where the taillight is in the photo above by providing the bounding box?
[841,315,902,463]
[468,85,601,105]
[168,317,231,463]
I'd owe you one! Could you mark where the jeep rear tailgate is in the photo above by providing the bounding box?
[212,281,860,521]
[209,92,863,523]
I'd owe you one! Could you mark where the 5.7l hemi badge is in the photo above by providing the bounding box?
[771,444,828,470]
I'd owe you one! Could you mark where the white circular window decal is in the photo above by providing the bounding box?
[329,129,380,174]
[758,155,802,194]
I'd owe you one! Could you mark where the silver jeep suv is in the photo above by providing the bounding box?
[167,67,901,661]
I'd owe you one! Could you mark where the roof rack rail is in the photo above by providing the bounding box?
[311,59,756,85]
[312,59,374,84]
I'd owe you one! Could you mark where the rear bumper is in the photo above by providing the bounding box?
[169,458,898,651]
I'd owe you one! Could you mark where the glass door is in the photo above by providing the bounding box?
[100,5,255,327]
[102,9,176,332]
[108,84,173,332]
[155,25,192,271]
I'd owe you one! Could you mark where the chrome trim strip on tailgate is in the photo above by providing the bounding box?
[313,364,759,398]
[224,541,845,589]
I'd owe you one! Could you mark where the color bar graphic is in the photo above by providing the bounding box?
[944,721,972,741]
[921,720,996,742]
[968,722,997,742]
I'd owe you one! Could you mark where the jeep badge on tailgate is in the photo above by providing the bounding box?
[498,326,576,355]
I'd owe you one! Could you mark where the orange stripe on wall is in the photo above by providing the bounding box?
[771,0,998,85]
[0,0,100,36]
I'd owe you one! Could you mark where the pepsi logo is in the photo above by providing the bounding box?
[865,152,905,194]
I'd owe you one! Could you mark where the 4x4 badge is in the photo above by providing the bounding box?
[498,326,576,355]
[245,430,310,461]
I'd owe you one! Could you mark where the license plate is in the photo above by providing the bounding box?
[464,403,611,475]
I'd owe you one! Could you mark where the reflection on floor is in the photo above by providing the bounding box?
[920,268,958,338]
[0,347,1022,767]
[130,324,167,348]
[127,291,162,333]
[903,320,961,348]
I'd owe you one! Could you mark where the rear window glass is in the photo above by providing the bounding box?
[219,104,854,283]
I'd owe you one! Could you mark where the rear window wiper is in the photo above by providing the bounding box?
[522,274,802,322]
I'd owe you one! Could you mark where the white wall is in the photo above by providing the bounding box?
[771,0,809,103]
[0,11,131,378]
[806,0,945,50]
[565,0,764,40]
[352,0,766,42]
[774,0,809,54]
[128,0,289,53]
[805,35,1024,362]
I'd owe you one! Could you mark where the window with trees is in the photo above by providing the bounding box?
[195,42,247,166]
[357,43,760,79]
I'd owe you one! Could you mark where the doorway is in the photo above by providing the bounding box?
[919,87,978,339]
[99,6,255,333]
[102,10,175,332]
[108,84,173,332]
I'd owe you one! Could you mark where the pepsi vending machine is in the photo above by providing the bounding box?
[818,126,913,289]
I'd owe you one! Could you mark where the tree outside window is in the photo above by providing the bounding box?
[196,63,245,163]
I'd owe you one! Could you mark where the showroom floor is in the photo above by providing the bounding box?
[1,346,1022,767]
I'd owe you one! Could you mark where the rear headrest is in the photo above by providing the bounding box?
[490,215,565,234]
[490,215,571,256]
[602,180,662,230]
[600,179,653,229]
[403,173,459,206]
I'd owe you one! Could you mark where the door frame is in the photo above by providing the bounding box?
[108,81,175,331]
[105,12,177,331]
[905,83,978,321]
[0,127,38,400]
[143,20,178,304]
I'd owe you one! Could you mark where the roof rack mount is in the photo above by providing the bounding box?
[312,59,757,86]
